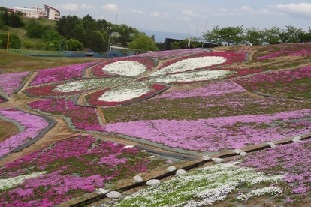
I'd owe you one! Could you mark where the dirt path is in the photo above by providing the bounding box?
[17,72,38,94]
[84,66,92,78]
[0,84,78,166]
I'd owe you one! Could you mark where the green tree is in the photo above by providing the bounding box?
[8,13,24,28]
[280,25,304,43]
[25,19,46,38]
[42,29,64,50]
[245,28,263,45]
[56,15,83,40]
[3,10,9,25]
[66,38,83,51]
[262,26,281,44]
[202,25,222,44]
[22,40,36,49]
[84,31,105,52]
[128,33,158,52]
[0,33,21,49]
[0,18,5,29]
[218,26,244,44]
[35,42,45,50]
[83,14,97,31]
[170,41,182,49]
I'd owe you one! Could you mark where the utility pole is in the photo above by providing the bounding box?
[116,10,118,24]
[6,31,10,52]
[107,26,112,58]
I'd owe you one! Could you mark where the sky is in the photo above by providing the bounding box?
[2,0,311,41]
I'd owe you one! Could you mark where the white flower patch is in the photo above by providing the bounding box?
[98,82,151,102]
[54,77,130,92]
[102,61,147,77]
[110,162,284,207]
[149,70,232,84]
[236,187,283,201]
[0,171,46,190]
[150,56,226,77]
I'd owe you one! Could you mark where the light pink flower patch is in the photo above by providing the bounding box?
[104,109,311,151]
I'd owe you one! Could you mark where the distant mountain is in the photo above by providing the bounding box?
[141,29,190,43]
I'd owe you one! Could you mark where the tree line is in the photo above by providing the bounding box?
[202,25,311,46]
[0,7,158,52]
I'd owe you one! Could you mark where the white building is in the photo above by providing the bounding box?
[14,6,45,19]
[13,5,60,20]
[44,5,60,21]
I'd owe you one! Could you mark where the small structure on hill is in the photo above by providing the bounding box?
[13,4,60,20]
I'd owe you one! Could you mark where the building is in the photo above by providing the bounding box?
[14,6,45,19]
[13,5,60,20]
[44,5,60,21]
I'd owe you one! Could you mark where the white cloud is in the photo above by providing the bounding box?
[182,9,194,17]
[130,9,144,14]
[180,9,206,21]
[102,4,119,11]
[150,11,160,17]
[149,11,170,20]
[213,8,230,17]
[240,6,254,13]
[81,4,95,10]
[273,3,311,18]
[61,2,78,11]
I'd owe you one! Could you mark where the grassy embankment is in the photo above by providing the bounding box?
[0,50,96,73]
[0,18,96,73]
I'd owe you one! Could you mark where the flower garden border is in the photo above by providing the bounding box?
[24,76,134,99]
[0,72,30,97]
[0,110,56,160]
[90,57,155,78]
[13,72,32,95]
[0,113,24,132]
[150,51,246,76]
[37,100,199,161]
[29,62,98,86]
[253,91,310,101]
[82,83,170,107]
[26,98,101,134]
[64,132,311,207]
[0,93,9,102]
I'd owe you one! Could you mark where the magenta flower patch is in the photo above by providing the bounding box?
[30,62,95,86]
[0,96,5,103]
[28,99,105,132]
[0,135,162,206]
[239,139,311,194]
[155,80,246,100]
[255,43,311,60]
[0,108,50,158]
[0,72,30,96]
[104,109,311,151]
[236,66,311,98]
[134,48,205,59]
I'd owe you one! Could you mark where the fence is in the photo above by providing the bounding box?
[8,49,65,57]
[7,49,134,58]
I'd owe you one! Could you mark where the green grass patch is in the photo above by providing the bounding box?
[0,50,95,72]
[0,119,20,142]
[103,92,311,123]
